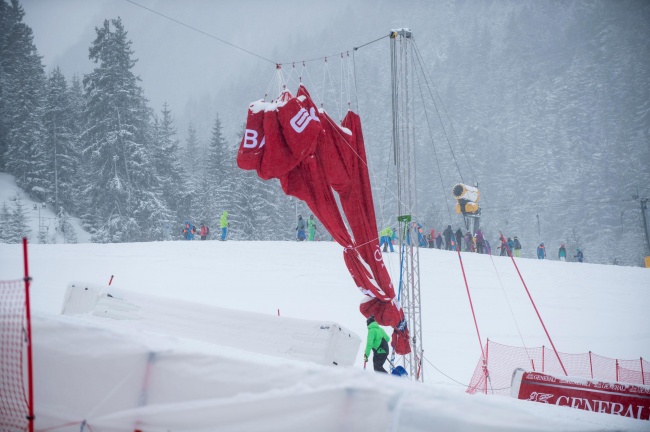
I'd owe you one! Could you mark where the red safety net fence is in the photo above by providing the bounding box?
[467,339,650,396]
[0,279,31,431]
[1,239,34,431]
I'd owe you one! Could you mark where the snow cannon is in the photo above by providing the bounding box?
[452,183,480,214]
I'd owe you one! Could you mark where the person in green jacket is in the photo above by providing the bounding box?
[220,211,229,241]
[307,214,317,241]
[379,227,394,252]
[364,315,390,373]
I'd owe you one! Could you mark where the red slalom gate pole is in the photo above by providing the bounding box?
[109,275,114,286]
[22,237,35,432]
[500,233,568,376]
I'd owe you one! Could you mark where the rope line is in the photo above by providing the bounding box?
[413,40,476,184]
[125,0,276,64]
[125,0,388,69]
[411,45,454,222]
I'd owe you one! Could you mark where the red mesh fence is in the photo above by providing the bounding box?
[467,340,650,396]
[0,279,30,431]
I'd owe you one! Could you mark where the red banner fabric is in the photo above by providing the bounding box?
[237,84,410,355]
[511,369,650,421]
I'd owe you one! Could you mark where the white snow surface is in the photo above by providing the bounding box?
[0,238,648,431]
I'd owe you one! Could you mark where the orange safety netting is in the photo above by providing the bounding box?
[467,339,650,395]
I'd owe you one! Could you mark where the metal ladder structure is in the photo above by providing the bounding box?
[390,28,424,382]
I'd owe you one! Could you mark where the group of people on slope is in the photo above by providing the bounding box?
[539,243,583,262]
[296,214,318,241]
[496,235,522,257]
[439,225,493,254]
[181,211,230,241]
[378,222,585,262]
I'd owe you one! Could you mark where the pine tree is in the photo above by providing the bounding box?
[0,201,10,242]
[184,122,199,176]
[200,114,232,226]
[68,74,89,218]
[43,67,80,216]
[57,206,77,244]
[1,0,47,197]
[81,17,167,242]
[0,0,19,170]
[8,193,31,243]
[151,103,187,225]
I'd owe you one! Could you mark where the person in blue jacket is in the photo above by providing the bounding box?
[537,243,546,259]
[364,316,390,373]
[574,248,584,263]
[506,237,515,257]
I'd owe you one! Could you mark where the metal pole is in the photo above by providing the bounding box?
[22,238,35,432]
[640,198,650,256]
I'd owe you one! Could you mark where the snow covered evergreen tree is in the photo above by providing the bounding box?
[81,17,168,242]
[0,0,47,198]
[43,67,80,216]
[151,103,187,227]
[198,114,232,227]
[56,205,77,244]
[0,201,10,242]
[8,193,30,243]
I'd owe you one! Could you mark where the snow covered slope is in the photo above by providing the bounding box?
[0,238,648,430]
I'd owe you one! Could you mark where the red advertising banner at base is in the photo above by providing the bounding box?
[511,369,650,421]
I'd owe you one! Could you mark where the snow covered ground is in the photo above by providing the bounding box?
[1,173,649,431]
[1,237,648,431]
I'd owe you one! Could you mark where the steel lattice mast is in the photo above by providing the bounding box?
[390,28,424,382]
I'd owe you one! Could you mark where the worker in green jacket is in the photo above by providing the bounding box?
[220,211,229,241]
[364,315,390,373]
[307,214,317,241]
[379,227,394,252]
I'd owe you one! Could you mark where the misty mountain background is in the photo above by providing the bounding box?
[4,0,650,266]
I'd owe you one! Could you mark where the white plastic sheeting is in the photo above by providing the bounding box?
[61,282,360,367]
[32,312,632,432]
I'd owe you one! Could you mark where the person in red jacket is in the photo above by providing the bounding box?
[199,224,209,240]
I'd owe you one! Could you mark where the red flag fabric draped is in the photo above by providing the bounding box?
[237,84,410,355]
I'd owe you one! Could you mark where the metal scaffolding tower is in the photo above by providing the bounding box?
[390,28,424,382]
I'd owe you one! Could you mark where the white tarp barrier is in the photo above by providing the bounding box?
[61,282,360,367]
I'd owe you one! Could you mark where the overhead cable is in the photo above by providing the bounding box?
[125,0,388,68]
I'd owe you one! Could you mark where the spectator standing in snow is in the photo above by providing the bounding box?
[435,233,443,249]
[498,237,507,256]
[183,222,195,240]
[558,244,567,261]
[455,228,463,251]
[199,223,209,240]
[364,316,390,373]
[465,231,474,252]
[220,211,229,241]
[513,236,522,257]
[443,225,453,250]
[537,243,546,259]
[379,226,394,252]
[574,248,584,263]
[307,214,317,241]
[506,237,515,257]
[296,215,306,241]
[475,229,485,254]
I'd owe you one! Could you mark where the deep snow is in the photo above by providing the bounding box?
[1,173,649,431]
